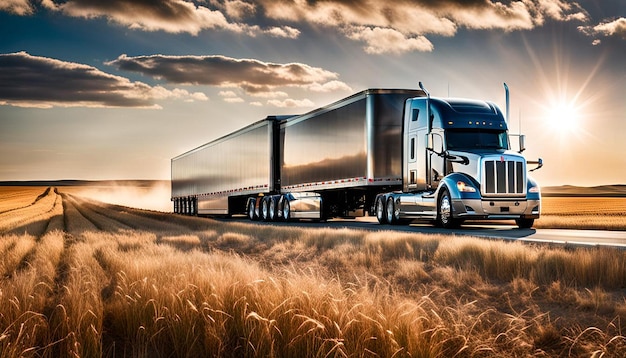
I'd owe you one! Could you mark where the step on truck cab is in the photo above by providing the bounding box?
[374,83,543,229]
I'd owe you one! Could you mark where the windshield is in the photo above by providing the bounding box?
[446,130,509,150]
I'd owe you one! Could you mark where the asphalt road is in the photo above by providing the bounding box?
[223,217,626,249]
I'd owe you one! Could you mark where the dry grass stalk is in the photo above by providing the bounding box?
[0,187,625,357]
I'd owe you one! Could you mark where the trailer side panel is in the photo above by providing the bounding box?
[281,90,424,192]
[171,118,281,215]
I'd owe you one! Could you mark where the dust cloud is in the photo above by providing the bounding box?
[72,181,172,212]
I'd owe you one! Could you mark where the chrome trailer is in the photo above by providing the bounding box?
[171,116,290,216]
[252,89,425,221]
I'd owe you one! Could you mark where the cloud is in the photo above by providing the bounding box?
[259,0,589,54]
[306,80,353,92]
[0,0,33,15]
[106,54,352,96]
[346,26,433,54]
[579,17,626,41]
[218,90,244,103]
[37,0,299,38]
[267,98,315,108]
[2,0,592,54]
[0,52,207,108]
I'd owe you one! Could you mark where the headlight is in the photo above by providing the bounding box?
[457,181,476,192]
[529,186,540,193]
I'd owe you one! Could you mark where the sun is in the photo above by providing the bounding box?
[546,100,581,134]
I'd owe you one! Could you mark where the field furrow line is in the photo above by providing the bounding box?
[64,194,133,232]
[6,191,65,279]
[0,187,60,235]
[43,189,65,234]
[0,187,51,214]
[43,232,108,357]
[81,198,194,232]
[61,193,99,234]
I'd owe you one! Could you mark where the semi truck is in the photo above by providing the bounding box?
[171,83,543,228]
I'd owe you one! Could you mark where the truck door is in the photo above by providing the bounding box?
[427,132,444,189]
[404,100,427,192]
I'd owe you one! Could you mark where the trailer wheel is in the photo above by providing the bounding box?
[437,188,461,228]
[261,197,270,221]
[516,218,534,229]
[248,199,257,221]
[283,199,291,221]
[386,197,400,225]
[376,197,387,224]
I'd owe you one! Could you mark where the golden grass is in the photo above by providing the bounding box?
[537,197,626,230]
[0,187,625,357]
[0,187,48,213]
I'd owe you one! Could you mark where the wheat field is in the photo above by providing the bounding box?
[536,197,626,230]
[1,186,625,357]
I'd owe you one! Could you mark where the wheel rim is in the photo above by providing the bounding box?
[262,200,268,219]
[269,199,275,220]
[439,193,451,225]
[283,200,290,220]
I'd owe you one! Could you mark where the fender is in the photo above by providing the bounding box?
[526,175,541,201]
[437,172,482,201]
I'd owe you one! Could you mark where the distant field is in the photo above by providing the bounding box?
[0,185,625,357]
[537,197,626,230]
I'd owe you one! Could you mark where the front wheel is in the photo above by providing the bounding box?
[437,188,462,229]
[375,197,387,224]
[516,218,534,229]
[282,199,291,221]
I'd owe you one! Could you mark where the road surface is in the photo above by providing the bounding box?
[222,217,626,249]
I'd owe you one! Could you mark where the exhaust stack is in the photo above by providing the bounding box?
[504,82,509,124]
[419,82,431,131]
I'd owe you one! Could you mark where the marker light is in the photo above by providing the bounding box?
[529,186,540,193]
[457,181,476,192]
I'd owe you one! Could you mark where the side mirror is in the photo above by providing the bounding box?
[518,134,526,153]
[528,157,543,172]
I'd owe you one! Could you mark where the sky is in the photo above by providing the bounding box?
[0,0,624,188]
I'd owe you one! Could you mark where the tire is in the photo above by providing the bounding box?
[376,196,387,224]
[282,199,291,221]
[261,198,270,221]
[516,218,534,229]
[269,197,277,221]
[437,188,462,228]
[248,199,257,221]
[386,197,400,225]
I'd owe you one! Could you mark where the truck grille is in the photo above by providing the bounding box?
[482,158,525,196]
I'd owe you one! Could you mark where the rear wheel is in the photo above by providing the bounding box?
[516,218,534,229]
[437,188,462,228]
[376,196,387,224]
[386,197,400,225]
[269,198,277,221]
[261,198,270,221]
